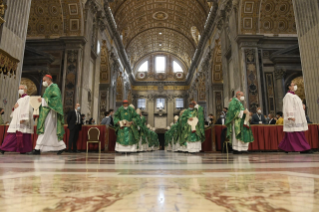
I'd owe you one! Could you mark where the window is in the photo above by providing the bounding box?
[138,61,148,72]
[155,56,166,73]
[173,61,183,73]
[137,99,146,109]
[156,98,165,109]
[176,98,184,109]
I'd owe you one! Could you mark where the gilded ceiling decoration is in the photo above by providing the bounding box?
[109,0,210,70]
[240,0,296,35]
[27,0,83,38]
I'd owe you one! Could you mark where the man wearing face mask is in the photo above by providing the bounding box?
[226,91,254,154]
[67,103,82,153]
[278,82,312,153]
[179,100,205,153]
[28,75,66,155]
[0,108,4,125]
[114,100,140,153]
[251,107,267,125]
[1,85,34,154]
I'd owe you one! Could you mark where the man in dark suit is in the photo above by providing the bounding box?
[251,107,267,125]
[268,113,276,125]
[67,103,82,153]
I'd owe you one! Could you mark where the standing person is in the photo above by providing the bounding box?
[268,113,276,124]
[0,108,4,125]
[278,82,312,153]
[226,91,254,154]
[251,107,267,124]
[114,100,140,153]
[67,103,82,153]
[180,100,205,153]
[28,75,66,155]
[0,85,34,154]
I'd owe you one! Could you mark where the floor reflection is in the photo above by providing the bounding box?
[0,151,319,211]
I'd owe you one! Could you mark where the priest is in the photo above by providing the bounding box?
[278,82,312,153]
[180,100,205,153]
[226,91,254,154]
[136,108,148,151]
[114,100,140,153]
[1,85,34,154]
[28,75,66,155]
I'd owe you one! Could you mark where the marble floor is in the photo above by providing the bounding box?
[1,151,319,212]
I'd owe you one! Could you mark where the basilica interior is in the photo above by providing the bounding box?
[0,0,319,211]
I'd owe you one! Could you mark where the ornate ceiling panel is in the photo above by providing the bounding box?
[27,0,83,38]
[240,0,296,35]
[110,0,210,69]
[127,28,194,67]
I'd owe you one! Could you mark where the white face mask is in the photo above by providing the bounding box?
[294,85,297,91]
[43,81,48,87]
[123,107,128,110]
[77,107,81,111]
[19,89,25,95]
[257,110,261,114]
[240,96,245,101]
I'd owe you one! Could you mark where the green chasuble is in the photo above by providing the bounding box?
[139,116,148,145]
[225,98,254,143]
[113,106,140,146]
[37,83,65,140]
[180,105,205,146]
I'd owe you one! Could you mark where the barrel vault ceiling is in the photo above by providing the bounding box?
[109,0,210,70]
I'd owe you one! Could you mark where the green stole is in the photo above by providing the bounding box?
[37,83,65,140]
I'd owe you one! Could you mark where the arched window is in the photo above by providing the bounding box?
[173,61,183,73]
[138,61,148,72]
[155,56,166,73]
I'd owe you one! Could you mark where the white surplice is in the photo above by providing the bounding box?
[232,110,249,151]
[283,92,308,132]
[8,95,34,134]
[35,97,66,152]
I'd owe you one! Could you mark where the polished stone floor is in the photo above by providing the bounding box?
[1,151,319,212]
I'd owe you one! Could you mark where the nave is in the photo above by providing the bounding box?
[0,151,319,212]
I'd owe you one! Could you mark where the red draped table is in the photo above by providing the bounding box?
[214,124,319,151]
[0,125,117,152]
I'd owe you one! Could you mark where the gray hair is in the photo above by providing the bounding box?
[20,84,27,90]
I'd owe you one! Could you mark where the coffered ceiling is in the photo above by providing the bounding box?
[109,0,210,68]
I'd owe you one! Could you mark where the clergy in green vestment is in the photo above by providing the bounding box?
[180,101,205,153]
[136,108,148,151]
[225,91,254,154]
[29,75,66,155]
[114,100,140,153]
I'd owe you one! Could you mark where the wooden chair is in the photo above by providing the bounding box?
[87,127,101,153]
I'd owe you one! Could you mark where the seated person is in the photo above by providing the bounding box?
[205,114,214,126]
[215,112,226,125]
[275,112,284,125]
[268,113,276,124]
[251,107,267,125]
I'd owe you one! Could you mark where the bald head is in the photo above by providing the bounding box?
[236,91,244,101]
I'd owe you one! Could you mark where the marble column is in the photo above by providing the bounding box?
[147,95,155,126]
[167,96,174,125]
[274,68,285,112]
[0,0,32,122]
[292,0,319,122]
